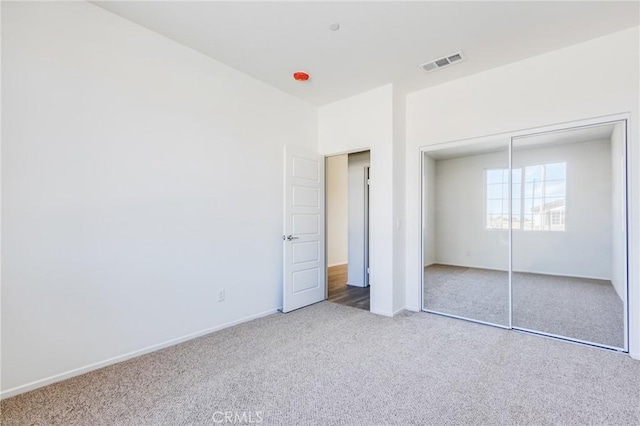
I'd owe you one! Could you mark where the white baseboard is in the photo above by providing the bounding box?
[370,308,394,317]
[426,262,610,281]
[513,268,610,282]
[405,304,421,313]
[370,306,406,317]
[428,261,508,272]
[392,306,406,316]
[0,307,280,400]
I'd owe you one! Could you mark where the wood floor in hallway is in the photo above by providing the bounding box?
[327,264,370,311]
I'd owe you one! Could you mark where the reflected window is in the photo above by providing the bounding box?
[486,168,521,230]
[486,162,566,231]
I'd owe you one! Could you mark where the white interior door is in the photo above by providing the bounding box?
[282,146,326,313]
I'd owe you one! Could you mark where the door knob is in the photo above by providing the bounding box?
[286,235,299,241]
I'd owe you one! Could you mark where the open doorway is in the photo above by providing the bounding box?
[326,150,371,311]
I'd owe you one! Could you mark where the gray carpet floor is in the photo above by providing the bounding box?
[424,265,625,348]
[424,265,510,326]
[2,301,640,425]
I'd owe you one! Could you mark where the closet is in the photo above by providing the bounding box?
[422,119,628,351]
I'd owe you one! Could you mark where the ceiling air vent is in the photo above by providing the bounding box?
[419,51,466,74]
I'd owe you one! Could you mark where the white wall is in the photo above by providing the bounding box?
[318,85,398,316]
[1,2,318,396]
[392,88,407,314]
[347,151,370,287]
[428,139,613,279]
[611,123,626,301]
[326,155,348,267]
[423,155,436,267]
[430,148,510,271]
[406,27,640,357]
[513,139,612,279]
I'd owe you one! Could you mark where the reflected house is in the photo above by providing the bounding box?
[487,214,510,229]
[527,198,565,231]
[486,162,567,232]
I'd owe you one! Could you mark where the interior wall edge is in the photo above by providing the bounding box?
[326,154,348,266]
[318,83,396,317]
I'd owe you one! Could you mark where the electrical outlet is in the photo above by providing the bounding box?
[217,288,225,302]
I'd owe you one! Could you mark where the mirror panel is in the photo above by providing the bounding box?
[423,140,510,327]
[511,123,626,349]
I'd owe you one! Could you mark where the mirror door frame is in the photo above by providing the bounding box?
[420,113,630,352]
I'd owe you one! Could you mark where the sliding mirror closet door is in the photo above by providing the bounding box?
[511,122,627,349]
[423,141,510,327]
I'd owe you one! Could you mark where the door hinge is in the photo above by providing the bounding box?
[367,179,370,185]
[367,267,370,274]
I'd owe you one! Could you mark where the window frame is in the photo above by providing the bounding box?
[485,162,566,232]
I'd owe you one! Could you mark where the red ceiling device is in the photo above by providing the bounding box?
[293,71,310,81]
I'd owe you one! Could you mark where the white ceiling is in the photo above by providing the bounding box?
[92,1,639,106]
